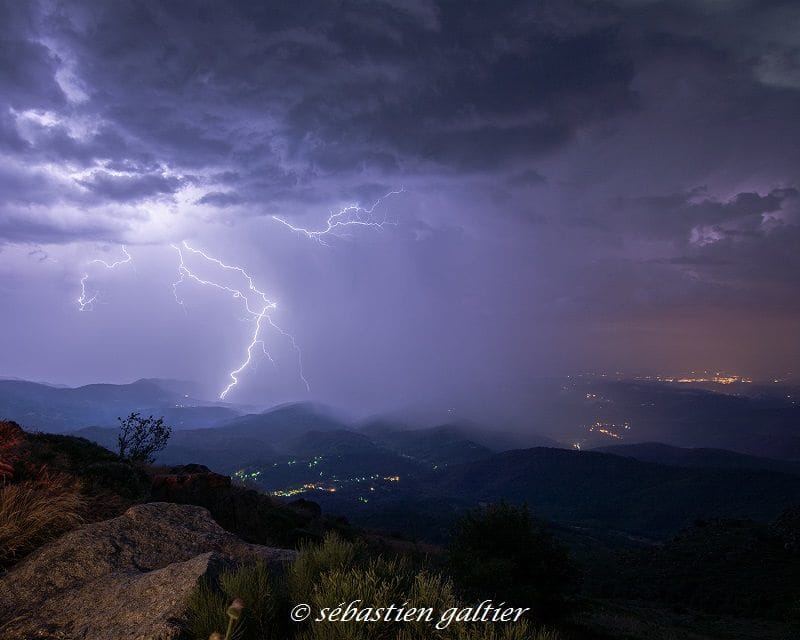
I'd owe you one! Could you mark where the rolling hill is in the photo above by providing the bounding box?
[595,442,800,476]
[0,378,238,432]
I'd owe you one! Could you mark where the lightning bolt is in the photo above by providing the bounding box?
[171,240,309,399]
[272,189,404,244]
[90,246,133,270]
[72,192,403,396]
[77,246,133,311]
[77,274,96,311]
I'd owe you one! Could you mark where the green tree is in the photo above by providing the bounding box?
[117,412,171,464]
[447,503,574,622]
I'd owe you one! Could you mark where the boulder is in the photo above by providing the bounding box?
[149,466,323,547]
[0,502,295,640]
[287,498,323,519]
[151,465,233,494]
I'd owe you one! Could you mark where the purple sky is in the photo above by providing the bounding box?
[1,1,799,417]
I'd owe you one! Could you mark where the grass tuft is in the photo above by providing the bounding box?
[187,561,284,640]
[0,471,84,566]
[186,579,229,640]
[288,533,366,602]
[187,532,563,640]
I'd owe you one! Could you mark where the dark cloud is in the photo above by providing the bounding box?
[10,0,638,188]
[14,118,142,167]
[604,187,799,244]
[3,0,793,208]
[0,160,62,208]
[0,110,29,153]
[279,11,637,170]
[195,191,242,208]
[77,170,183,203]
[0,0,798,403]
[0,3,65,110]
[661,256,733,267]
[0,209,123,245]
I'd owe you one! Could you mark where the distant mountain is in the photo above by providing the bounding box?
[360,417,560,453]
[0,379,174,432]
[0,376,70,388]
[516,377,800,459]
[215,402,349,449]
[595,442,800,476]
[282,429,379,457]
[71,401,800,544]
[76,402,350,471]
[75,406,499,486]
[363,423,494,466]
[0,378,237,432]
[154,406,240,429]
[601,515,800,620]
[443,423,562,452]
[426,447,800,538]
[74,424,279,470]
[8,375,800,459]
[135,378,205,398]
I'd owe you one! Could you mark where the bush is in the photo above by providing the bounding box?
[419,621,560,640]
[187,533,562,640]
[288,533,367,602]
[447,503,574,622]
[0,471,83,566]
[186,561,285,640]
[185,579,228,640]
[83,461,149,499]
[0,421,25,482]
[117,413,172,464]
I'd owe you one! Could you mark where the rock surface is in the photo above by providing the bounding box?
[150,464,330,547]
[0,502,295,640]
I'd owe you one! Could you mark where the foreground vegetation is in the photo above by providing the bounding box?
[0,419,156,568]
[1,422,88,566]
[2,421,799,640]
[188,532,562,640]
[0,471,83,566]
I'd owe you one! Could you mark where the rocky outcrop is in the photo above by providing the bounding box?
[150,464,332,547]
[0,502,295,640]
[151,464,232,493]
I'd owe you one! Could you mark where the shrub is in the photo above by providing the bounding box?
[187,533,563,640]
[219,562,283,639]
[187,561,285,640]
[0,471,83,566]
[117,412,172,464]
[186,579,228,640]
[0,421,25,482]
[288,533,367,602]
[299,562,408,640]
[409,620,559,640]
[447,503,574,622]
[83,460,149,499]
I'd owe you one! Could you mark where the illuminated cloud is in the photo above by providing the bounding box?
[0,0,798,410]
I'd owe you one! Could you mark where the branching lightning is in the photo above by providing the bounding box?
[77,246,133,311]
[171,241,309,399]
[272,189,404,244]
[73,190,403,399]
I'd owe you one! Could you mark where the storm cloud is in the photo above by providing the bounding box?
[1,0,798,415]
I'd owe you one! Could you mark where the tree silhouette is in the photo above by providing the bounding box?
[117,413,171,464]
[447,502,574,621]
